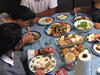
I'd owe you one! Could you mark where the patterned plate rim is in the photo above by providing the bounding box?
[29,55,57,73]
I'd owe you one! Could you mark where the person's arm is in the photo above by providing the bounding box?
[95,33,100,39]
[31,8,56,23]
[36,0,58,17]
[15,32,34,50]
[28,47,55,61]
[95,22,100,29]
[15,46,55,62]
[14,40,26,51]
[0,71,13,75]
[36,8,56,17]
[74,6,91,13]
[14,50,37,62]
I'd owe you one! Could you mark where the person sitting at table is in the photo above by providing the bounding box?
[7,6,39,50]
[0,6,39,50]
[8,5,38,28]
[74,0,100,29]
[0,6,39,27]
[0,23,55,75]
[20,0,58,17]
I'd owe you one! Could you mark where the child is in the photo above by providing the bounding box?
[0,6,38,28]
[0,6,40,50]
[0,23,55,75]
[9,6,36,28]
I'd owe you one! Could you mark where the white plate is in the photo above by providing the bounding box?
[74,16,90,22]
[93,42,100,54]
[29,55,56,73]
[45,22,71,37]
[57,14,68,20]
[38,17,54,25]
[91,42,100,56]
[74,20,94,31]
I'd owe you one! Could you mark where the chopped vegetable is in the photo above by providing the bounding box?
[77,21,88,29]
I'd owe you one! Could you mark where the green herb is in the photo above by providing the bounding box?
[32,60,34,63]
[30,65,33,68]
[51,60,55,63]
[77,21,88,29]
[48,56,52,59]
[34,35,40,40]
[36,56,40,59]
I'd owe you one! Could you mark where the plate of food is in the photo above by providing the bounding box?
[56,34,85,48]
[91,41,100,56]
[74,20,94,32]
[23,31,41,43]
[38,17,54,25]
[60,44,84,59]
[86,33,95,42]
[29,55,56,73]
[44,22,71,37]
[73,16,91,22]
[57,14,68,20]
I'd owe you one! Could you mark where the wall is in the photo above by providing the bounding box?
[56,0,92,13]
[0,0,20,14]
[56,0,73,13]
[74,0,91,7]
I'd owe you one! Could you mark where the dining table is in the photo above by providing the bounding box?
[22,12,100,75]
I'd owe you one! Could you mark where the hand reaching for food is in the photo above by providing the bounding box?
[95,22,100,29]
[22,32,35,44]
[87,33,100,42]
[34,70,45,75]
[74,8,81,13]
[94,34,100,41]
[15,32,35,50]
[40,47,55,55]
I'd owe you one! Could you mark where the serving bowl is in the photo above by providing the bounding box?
[74,20,94,33]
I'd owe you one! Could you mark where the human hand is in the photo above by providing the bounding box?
[34,70,45,75]
[94,34,100,41]
[74,7,81,13]
[95,22,100,29]
[40,47,55,55]
[22,32,34,44]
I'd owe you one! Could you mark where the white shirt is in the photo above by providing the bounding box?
[21,0,58,14]
[1,50,35,66]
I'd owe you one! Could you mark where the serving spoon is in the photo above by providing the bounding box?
[26,26,31,32]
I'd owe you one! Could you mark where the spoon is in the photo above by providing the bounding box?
[26,26,31,32]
